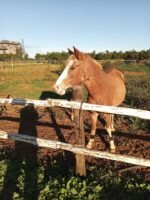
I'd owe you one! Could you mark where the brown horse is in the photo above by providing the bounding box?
[54,47,126,152]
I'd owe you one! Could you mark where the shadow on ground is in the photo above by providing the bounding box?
[39,90,72,100]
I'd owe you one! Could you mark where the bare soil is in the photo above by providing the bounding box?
[0,104,150,179]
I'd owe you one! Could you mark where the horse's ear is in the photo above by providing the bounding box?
[73,46,83,60]
[68,48,74,55]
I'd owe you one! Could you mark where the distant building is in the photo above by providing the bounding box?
[0,40,22,55]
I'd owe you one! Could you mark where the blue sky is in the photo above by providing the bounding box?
[1,0,150,57]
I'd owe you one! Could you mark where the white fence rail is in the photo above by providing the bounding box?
[0,131,150,167]
[0,98,150,120]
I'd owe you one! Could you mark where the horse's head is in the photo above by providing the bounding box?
[54,47,85,95]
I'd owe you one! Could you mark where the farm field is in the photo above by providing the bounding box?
[0,63,60,99]
[0,63,150,199]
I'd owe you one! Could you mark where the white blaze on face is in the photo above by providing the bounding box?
[54,60,74,95]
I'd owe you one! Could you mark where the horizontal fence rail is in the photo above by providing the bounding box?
[0,131,150,167]
[0,98,150,120]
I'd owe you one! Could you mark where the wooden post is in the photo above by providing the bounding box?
[72,85,86,176]
[11,58,14,69]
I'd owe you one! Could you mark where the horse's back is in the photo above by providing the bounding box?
[109,68,125,82]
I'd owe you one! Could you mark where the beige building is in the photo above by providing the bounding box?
[0,40,22,55]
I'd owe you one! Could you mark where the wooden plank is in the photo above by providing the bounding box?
[0,98,150,120]
[0,131,150,167]
[72,86,86,176]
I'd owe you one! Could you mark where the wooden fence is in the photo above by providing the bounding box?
[0,97,150,168]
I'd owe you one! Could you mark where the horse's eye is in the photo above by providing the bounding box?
[70,66,75,70]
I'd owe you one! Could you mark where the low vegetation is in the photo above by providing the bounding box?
[0,158,149,200]
[116,64,150,132]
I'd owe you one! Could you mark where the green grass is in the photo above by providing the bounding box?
[0,64,60,99]
[116,64,150,72]
[115,64,150,131]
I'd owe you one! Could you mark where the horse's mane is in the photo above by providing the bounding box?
[84,54,102,69]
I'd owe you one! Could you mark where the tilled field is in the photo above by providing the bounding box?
[0,104,149,180]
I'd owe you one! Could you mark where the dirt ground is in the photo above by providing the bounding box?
[0,104,150,180]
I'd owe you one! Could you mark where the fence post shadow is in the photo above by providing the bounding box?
[0,104,39,200]
[47,108,75,169]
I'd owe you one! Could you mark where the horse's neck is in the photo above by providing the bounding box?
[83,59,103,78]
[83,61,104,98]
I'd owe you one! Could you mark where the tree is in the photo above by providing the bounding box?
[34,49,150,61]
[90,50,96,58]
[24,54,28,60]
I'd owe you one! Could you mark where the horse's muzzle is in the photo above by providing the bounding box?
[53,84,65,95]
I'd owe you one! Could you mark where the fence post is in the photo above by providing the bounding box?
[11,58,14,69]
[72,85,86,176]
